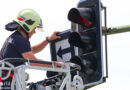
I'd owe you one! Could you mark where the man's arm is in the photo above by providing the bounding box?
[22,51,65,68]
[31,31,61,54]
[31,40,48,54]
[22,51,38,60]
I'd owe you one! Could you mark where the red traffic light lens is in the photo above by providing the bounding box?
[78,16,92,27]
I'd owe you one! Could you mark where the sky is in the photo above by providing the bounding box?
[0,0,130,90]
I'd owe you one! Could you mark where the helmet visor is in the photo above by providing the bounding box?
[37,19,43,32]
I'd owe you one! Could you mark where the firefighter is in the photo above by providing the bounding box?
[0,9,63,90]
[0,8,62,66]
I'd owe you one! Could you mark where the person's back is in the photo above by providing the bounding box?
[0,31,31,66]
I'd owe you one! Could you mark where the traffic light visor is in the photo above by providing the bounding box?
[68,8,93,27]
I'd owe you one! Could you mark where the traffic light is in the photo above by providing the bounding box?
[68,0,103,86]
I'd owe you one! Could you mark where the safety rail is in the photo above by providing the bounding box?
[0,58,83,90]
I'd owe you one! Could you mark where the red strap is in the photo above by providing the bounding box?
[6,72,13,78]
[0,77,2,82]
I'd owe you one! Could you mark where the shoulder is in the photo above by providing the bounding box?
[11,31,24,40]
[9,32,31,53]
[11,31,29,43]
[9,32,30,48]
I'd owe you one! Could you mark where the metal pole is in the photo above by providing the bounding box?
[104,6,108,78]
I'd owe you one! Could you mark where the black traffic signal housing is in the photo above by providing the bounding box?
[68,0,103,86]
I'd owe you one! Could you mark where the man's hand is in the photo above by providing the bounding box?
[48,31,61,41]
